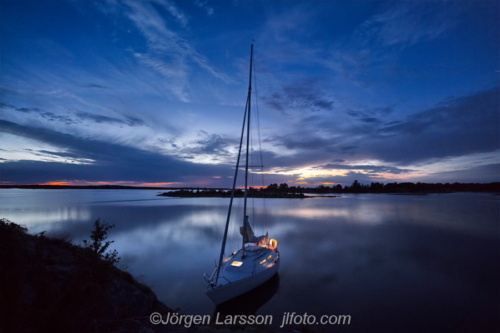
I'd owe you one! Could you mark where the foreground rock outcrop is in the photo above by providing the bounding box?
[0,219,171,333]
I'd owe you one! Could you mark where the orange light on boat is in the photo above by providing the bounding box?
[231,261,243,267]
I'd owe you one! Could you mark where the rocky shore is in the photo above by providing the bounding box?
[0,219,172,333]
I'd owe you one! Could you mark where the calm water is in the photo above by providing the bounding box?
[1,189,498,332]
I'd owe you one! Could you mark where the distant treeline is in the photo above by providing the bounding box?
[159,181,499,198]
[264,181,500,194]
[158,187,306,198]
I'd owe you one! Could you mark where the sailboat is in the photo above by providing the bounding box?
[204,44,280,305]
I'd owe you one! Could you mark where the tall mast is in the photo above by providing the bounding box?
[214,44,253,284]
[242,44,253,257]
[243,44,253,221]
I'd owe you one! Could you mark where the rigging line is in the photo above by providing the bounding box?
[252,48,268,231]
[214,83,250,284]
[242,43,254,259]
[252,52,264,171]
[250,126,256,232]
[250,93,259,234]
[242,44,253,220]
[250,49,261,234]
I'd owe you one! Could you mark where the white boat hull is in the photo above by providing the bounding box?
[206,251,280,305]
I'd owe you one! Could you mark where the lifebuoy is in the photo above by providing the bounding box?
[269,238,278,250]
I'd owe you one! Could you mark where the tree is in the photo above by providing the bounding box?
[267,183,278,191]
[83,218,120,265]
[278,183,289,191]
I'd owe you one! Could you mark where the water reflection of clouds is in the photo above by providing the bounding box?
[177,210,227,227]
[1,206,92,232]
[114,219,216,255]
[273,207,385,225]
[1,190,497,326]
[274,194,497,236]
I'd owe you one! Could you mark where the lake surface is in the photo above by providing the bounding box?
[1,189,498,332]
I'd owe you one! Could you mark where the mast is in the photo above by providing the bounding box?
[242,44,253,257]
[243,44,254,217]
[214,44,253,284]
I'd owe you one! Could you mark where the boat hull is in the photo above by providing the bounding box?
[206,258,280,305]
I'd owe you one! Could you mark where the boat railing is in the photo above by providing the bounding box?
[220,276,232,283]
[205,271,233,286]
[203,273,215,286]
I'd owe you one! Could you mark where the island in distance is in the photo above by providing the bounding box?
[158,181,500,198]
[158,184,309,198]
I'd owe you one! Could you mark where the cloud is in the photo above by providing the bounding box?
[37,150,82,159]
[0,102,16,110]
[258,87,499,178]
[155,0,188,27]
[14,107,41,113]
[345,106,394,125]
[322,1,465,88]
[20,149,94,165]
[262,4,317,44]
[157,137,178,148]
[11,106,77,125]
[414,163,500,184]
[297,172,384,186]
[117,0,231,102]
[364,87,499,164]
[0,119,232,184]
[269,133,334,152]
[317,164,413,175]
[191,132,230,155]
[6,101,144,128]
[356,1,460,47]
[74,111,144,126]
[194,0,214,16]
[1,0,494,186]
[265,78,335,115]
[83,83,109,89]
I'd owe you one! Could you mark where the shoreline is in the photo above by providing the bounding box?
[1,183,499,195]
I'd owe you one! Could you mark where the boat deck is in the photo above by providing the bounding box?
[218,246,279,286]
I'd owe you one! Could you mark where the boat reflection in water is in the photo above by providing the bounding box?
[214,273,280,317]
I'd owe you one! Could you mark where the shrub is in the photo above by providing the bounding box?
[83,218,120,265]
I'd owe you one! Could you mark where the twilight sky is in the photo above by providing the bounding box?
[0,0,498,187]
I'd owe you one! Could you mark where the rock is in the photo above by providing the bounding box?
[0,219,172,333]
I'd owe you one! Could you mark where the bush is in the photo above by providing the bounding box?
[83,218,120,265]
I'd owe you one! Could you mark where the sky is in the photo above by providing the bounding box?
[0,0,498,187]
